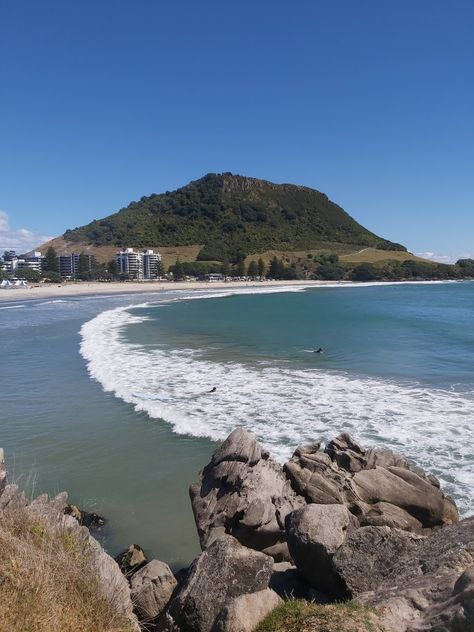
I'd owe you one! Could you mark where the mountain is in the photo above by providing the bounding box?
[57,173,405,262]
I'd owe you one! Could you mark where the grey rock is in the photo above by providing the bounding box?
[162,535,273,632]
[360,501,424,533]
[130,559,177,622]
[356,517,474,632]
[285,504,358,596]
[285,433,459,531]
[190,427,304,561]
[270,562,327,602]
[213,588,282,632]
[332,525,423,596]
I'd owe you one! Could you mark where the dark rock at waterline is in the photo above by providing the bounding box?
[357,517,474,631]
[64,504,106,529]
[115,544,148,576]
[285,432,459,532]
[190,427,304,561]
[285,503,359,597]
[160,535,274,632]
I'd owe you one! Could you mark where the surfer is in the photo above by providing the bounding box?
[314,347,324,354]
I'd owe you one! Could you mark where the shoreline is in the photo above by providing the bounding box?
[0,278,459,304]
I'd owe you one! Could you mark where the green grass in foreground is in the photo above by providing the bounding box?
[255,599,385,632]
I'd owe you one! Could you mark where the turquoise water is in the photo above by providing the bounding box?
[1,282,473,566]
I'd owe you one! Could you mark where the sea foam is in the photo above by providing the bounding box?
[80,294,474,515]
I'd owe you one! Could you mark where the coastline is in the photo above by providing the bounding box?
[0,279,335,303]
[0,278,458,303]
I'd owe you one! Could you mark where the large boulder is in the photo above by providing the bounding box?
[161,535,274,632]
[213,588,282,632]
[285,432,458,532]
[190,427,304,561]
[285,504,358,596]
[332,526,423,596]
[356,517,474,631]
[130,559,177,623]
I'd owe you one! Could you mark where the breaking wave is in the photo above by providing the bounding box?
[80,295,474,514]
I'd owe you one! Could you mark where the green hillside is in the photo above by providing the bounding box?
[63,173,405,261]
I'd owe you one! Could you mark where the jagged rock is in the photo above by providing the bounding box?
[115,544,147,576]
[285,432,459,532]
[332,526,423,596]
[357,517,474,631]
[285,504,358,596]
[130,559,177,623]
[190,427,304,561]
[0,483,28,510]
[213,588,282,632]
[161,535,274,632]
[65,504,105,529]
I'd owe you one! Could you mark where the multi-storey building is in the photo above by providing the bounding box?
[57,253,92,278]
[116,248,162,280]
[142,249,162,279]
[18,251,45,274]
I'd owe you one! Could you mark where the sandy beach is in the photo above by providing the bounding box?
[0,279,339,303]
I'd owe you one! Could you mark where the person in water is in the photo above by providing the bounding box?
[314,347,324,354]
[208,386,217,393]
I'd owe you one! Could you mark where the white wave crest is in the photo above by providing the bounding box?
[80,301,474,514]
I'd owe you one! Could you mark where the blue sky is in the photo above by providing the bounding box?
[1,1,473,261]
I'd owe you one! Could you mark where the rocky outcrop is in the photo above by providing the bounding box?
[357,517,474,631]
[285,432,458,532]
[190,427,304,561]
[130,560,177,623]
[160,535,274,632]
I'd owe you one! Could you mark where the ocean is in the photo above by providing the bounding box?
[1,282,473,567]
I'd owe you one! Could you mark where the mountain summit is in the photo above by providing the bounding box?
[60,173,404,261]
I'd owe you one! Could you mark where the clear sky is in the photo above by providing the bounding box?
[1,0,473,261]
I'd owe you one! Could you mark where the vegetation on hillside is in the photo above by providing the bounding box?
[0,504,132,632]
[63,173,396,261]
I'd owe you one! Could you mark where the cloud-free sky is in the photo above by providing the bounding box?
[1,1,473,260]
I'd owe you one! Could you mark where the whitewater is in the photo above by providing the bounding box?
[79,284,474,515]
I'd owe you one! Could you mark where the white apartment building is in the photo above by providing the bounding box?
[116,248,162,280]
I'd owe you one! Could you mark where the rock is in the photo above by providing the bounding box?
[332,526,423,596]
[213,588,282,632]
[161,535,274,632]
[115,544,147,576]
[356,517,474,632]
[130,559,177,622]
[270,562,327,602]
[285,504,358,596]
[285,433,459,532]
[65,504,106,529]
[325,433,367,473]
[360,501,424,533]
[190,427,304,561]
[352,466,446,527]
